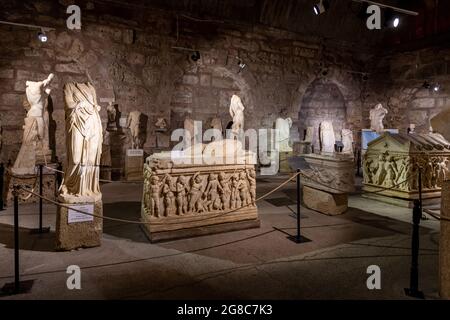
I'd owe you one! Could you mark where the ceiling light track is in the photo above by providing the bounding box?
[351,0,418,16]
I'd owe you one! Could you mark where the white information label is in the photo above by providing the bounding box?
[127,149,144,156]
[68,204,94,224]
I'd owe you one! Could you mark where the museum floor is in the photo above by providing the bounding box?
[0,175,441,300]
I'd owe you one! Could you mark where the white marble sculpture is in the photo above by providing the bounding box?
[12,73,54,175]
[319,121,335,154]
[275,117,293,152]
[229,95,245,137]
[60,82,103,201]
[370,103,388,133]
[127,110,142,149]
[341,129,354,154]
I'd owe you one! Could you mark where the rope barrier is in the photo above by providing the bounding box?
[44,165,142,184]
[17,171,300,226]
[423,208,450,222]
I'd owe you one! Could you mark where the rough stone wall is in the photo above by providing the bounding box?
[0,0,366,167]
[364,47,450,134]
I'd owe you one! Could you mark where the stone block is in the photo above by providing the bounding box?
[302,185,348,216]
[55,198,103,251]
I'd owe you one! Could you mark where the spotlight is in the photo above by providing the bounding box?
[191,51,200,62]
[433,84,441,92]
[384,9,400,28]
[313,0,329,15]
[37,29,47,42]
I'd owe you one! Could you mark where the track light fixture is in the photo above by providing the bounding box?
[313,0,330,15]
[423,81,441,92]
[191,51,200,62]
[384,9,400,28]
[37,28,48,42]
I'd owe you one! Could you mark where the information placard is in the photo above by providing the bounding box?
[68,204,94,224]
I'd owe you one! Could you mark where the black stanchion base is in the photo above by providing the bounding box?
[29,227,51,235]
[287,235,312,244]
[1,280,34,295]
[404,288,425,299]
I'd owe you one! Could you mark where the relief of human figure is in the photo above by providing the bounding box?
[396,157,410,190]
[163,182,177,217]
[238,171,252,206]
[246,169,256,206]
[176,175,189,215]
[149,175,167,218]
[219,172,232,210]
[363,155,374,184]
[189,173,205,213]
[438,157,449,186]
[432,158,439,188]
[373,155,386,185]
[143,168,152,213]
[423,160,434,189]
[231,173,241,209]
[382,156,397,188]
[205,173,223,211]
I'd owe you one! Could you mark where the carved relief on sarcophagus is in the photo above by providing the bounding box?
[363,132,450,203]
[140,147,259,242]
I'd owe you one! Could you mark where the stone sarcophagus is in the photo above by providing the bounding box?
[363,132,450,206]
[141,144,259,242]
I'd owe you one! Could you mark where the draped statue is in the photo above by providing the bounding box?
[60,82,103,201]
[229,95,245,137]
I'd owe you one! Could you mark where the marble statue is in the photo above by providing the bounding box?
[101,130,112,167]
[275,117,293,152]
[304,127,314,143]
[12,73,54,175]
[60,82,102,201]
[127,110,142,149]
[155,117,168,131]
[229,95,245,137]
[341,129,354,154]
[370,103,388,133]
[106,102,118,131]
[319,121,335,154]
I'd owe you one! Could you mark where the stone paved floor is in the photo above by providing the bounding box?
[0,175,441,299]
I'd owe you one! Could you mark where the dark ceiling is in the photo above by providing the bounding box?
[92,0,450,52]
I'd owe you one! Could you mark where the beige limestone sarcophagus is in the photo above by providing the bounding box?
[141,141,259,242]
[363,132,450,206]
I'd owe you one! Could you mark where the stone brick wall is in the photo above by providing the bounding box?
[364,47,450,134]
[0,0,367,167]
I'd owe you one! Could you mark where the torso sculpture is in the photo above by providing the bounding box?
[370,103,388,133]
[60,82,102,201]
[341,129,354,154]
[127,110,142,149]
[319,121,336,154]
[275,117,293,152]
[229,95,245,137]
[12,73,54,174]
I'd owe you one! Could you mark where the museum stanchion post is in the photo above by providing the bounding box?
[1,185,34,295]
[30,164,50,234]
[405,168,424,299]
[0,162,4,211]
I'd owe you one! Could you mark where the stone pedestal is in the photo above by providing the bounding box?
[55,196,103,251]
[100,167,112,181]
[440,180,450,299]
[4,166,57,206]
[125,149,144,181]
[279,151,293,173]
[303,185,348,215]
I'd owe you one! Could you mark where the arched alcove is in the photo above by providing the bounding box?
[298,79,347,151]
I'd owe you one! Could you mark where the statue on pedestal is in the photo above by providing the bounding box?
[370,103,388,133]
[229,95,245,137]
[127,110,143,149]
[12,73,54,175]
[106,102,118,131]
[60,82,103,201]
[341,129,354,154]
[275,117,293,152]
[319,121,335,154]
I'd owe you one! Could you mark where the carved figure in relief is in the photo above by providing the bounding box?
[205,173,223,211]
[189,173,205,213]
[149,175,167,217]
[363,155,373,184]
[238,171,251,206]
[219,172,232,210]
[382,156,397,188]
[176,175,189,215]
[424,160,434,189]
[438,157,449,186]
[163,182,177,217]
[373,155,386,185]
[231,173,241,209]
[246,169,256,206]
